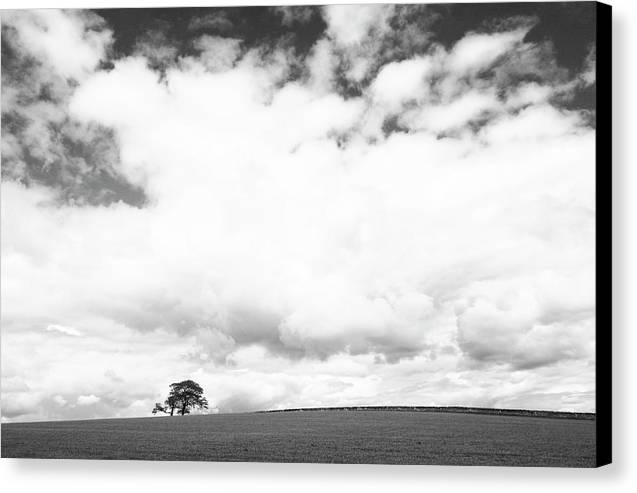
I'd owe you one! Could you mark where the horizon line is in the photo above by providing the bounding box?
[2,404,596,425]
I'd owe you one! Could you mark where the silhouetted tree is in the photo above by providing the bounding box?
[170,380,208,416]
[152,394,181,416]
[152,380,208,416]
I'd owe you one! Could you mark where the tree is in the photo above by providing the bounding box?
[152,380,208,416]
[152,394,180,416]
[170,380,208,416]
[152,402,166,415]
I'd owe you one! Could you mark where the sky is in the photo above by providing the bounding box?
[1,3,597,422]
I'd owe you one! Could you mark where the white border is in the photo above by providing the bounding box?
[1,1,635,492]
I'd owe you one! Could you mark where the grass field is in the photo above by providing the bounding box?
[1,410,596,467]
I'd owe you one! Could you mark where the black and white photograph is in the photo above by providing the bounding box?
[1,2,610,468]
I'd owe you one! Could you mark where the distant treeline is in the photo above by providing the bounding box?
[258,406,595,420]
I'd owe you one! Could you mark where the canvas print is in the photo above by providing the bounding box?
[0,2,610,466]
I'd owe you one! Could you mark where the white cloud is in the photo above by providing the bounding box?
[1,9,597,421]
[447,28,529,76]
[580,47,596,87]
[505,82,554,108]
[192,35,242,72]
[371,56,433,109]
[2,10,111,80]
[76,394,100,405]
[321,4,396,83]
[480,104,586,143]
[46,324,82,337]
[323,4,393,47]
[306,37,337,93]
[402,90,500,133]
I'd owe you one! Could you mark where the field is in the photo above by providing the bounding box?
[1,410,596,467]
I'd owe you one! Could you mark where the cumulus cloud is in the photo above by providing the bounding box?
[1,9,111,80]
[323,4,394,47]
[321,4,399,83]
[133,26,180,70]
[402,89,499,133]
[447,28,529,76]
[1,9,143,207]
[192,35,242,72]
[77,394,101,405]
[370,56,434,109]
[1,7,597,421]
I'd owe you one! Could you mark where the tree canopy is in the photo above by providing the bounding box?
[152,380,208,416]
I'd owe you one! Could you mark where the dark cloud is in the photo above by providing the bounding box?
[426,2,597,112]
[98,6,326,63]
[2,4,596,205]
[133,23,181,71]
[272,6,318,27]
[1,12,146,207]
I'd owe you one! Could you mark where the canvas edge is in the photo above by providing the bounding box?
[595,0,612,469]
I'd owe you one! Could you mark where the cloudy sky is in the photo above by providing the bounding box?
[1,3,597,422]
